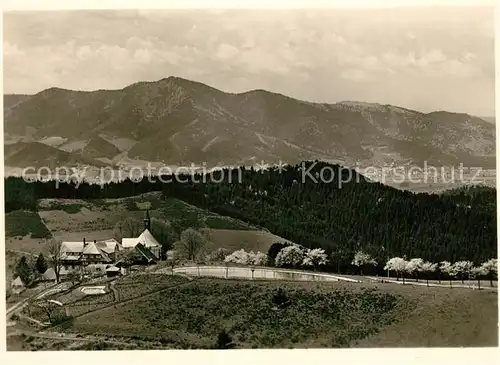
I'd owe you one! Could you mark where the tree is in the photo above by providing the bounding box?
[206,248,230,262]
[174,228,206,261]
[46,239,63,283]
[151,217,177,259]
[35,253,48,275]
[452,261,473,284]
[224,249,253,265]
[439,261,454,288]
[480,259,498,287]
[275,245,304,268]
[15,256,33,284]
[215,330,234,349]
[405,258,424,282]
[267,241,292,265]
[252,251,269,266]
[351,250,377,276]
[420,261,438,287]
[470,266,487,290]
[67,270,81,286]
[302,248,329,271]
[113,218,143,242]
[223,249,268,266]
[384,257,408,283]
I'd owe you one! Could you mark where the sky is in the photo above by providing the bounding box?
[3,7,495,116]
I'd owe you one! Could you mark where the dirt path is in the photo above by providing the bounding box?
[109,280,120,302]
[6,249,39,257]
[9,328,133,347]
[6,282,63,319]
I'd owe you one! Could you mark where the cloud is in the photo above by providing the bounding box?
[2,9,495,115]
[340,69,366,81]
[214,43,240,61]
[3,41,25,56]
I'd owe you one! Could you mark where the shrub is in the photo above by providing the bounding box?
[216,330,234,349]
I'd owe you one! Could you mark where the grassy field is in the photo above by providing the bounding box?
[51,276,497,349]
[36,193,254,235]
[200,228,289,253]
[5,210,52,239]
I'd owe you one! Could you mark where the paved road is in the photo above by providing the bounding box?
[171,265,497,291]
[173,265,361,283]
[365,276,498,290]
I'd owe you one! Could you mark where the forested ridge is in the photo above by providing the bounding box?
[5,161,496,270]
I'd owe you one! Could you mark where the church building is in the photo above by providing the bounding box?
[121,210,162,260]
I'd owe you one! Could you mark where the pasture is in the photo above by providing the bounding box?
[39,274,498,349]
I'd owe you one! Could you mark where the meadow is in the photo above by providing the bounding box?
[53,276,498,349]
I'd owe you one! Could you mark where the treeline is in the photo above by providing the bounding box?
[4,161,497,268]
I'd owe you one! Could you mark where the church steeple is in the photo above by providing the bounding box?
[144,209,151,231]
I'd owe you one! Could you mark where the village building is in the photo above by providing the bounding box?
[60,238,122,271]
[121,210,162,260]
[11,276,26,294]
[105,265,121,277]
[57,211,162,277]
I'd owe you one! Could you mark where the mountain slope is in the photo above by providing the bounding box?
[4,77,496,168]
[4,141,109,169]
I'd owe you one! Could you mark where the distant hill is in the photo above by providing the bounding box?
[480,116,495,124]
[4,94,31,109]
[3,77,496,169]
[4,141,108,169]
[73,135,122,159]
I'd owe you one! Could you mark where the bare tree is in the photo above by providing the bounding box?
[175,228,206,261]
[46,239,63,283]
[113,217,143,242]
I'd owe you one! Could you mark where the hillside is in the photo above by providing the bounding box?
[4,141,109,169]
[5,192,285,257]
[4,161,497,269]
[58,135,122,160]
[3,77,495,169]
[159,162,496,266]
[42,277,497,349]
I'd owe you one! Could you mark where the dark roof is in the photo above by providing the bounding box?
[135,243,157,263]
[114,244,157,266]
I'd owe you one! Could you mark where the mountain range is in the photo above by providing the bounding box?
[3,76,496,171]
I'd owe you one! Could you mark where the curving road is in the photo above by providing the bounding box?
[173,265,361,283]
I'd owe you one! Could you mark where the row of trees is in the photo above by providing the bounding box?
[221,245,329,271]
[211,245,498,289]
[384,257,498,288]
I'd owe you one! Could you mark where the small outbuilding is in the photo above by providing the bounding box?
[105,265,121,277]
[11,276,25,294]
